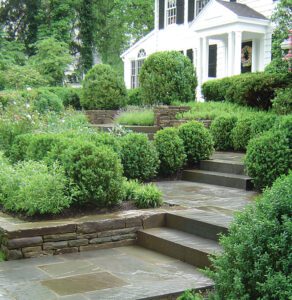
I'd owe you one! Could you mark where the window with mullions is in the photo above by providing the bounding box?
[167,0,177,25]
[131,49,146,89]
[195,0,209,16]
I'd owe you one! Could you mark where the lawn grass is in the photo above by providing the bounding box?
[173,101,274,120]
[115,107,154,126]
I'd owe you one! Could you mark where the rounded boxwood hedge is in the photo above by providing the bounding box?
[154,127,186,176]
[119,133,159,181]
[178,121,214,164]
[207,172,292,300]
[139,51,197,105]
[272,87,292,115]
[231,116,253,151]
[49,140,124,207]
[210,116,237,151]
[245,130,291,190]
[81,64,128,110]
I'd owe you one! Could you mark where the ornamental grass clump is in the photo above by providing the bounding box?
[178,121,214,164]
[207,172,292,300]
[154,127,186,175]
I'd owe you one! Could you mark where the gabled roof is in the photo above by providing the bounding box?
[216,0,268,20]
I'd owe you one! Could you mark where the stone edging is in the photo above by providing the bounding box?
[0,211,166,260]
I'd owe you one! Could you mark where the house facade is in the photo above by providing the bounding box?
[121,0,277,99]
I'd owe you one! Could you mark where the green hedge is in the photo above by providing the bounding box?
[208,172,292,299]
[202,77,232,102]
[139,51,197,105]
[272,87,292,115]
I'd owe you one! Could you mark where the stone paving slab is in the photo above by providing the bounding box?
[157,180,258,214]
[0,246,213,300]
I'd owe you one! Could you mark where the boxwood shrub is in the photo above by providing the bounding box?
[210,116,237,151]
[231,116,253,151]
[139,51,197,105]
[225,72,290,110]
[0,160,71,216]
[245,130,291,190]
[201,77,232,102]
[81,64,128,110]
[276,115,292,148]
[250,113,278,139]
[178,121,214,164]
[127,88,143,106]
[207,172,292,300]
[272,87,292,115]
[154,127,186,176]
[49,140,124,207]
[120,133,159,181]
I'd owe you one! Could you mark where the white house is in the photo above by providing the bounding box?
[121,0,277,98]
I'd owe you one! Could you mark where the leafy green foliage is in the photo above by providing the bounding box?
[207,172,292,300]
[116,107,154,126]
[49,140,124,206]
[250,113,278,139]
[81,64,128,110]
[120,133,159,181]
[139,51,197,105]
[245,130,291,190]
[177,290,203,300]
[122,179,141,202]
[275,115,292,148]
[231,117,253,151]
[127,88,143,106]
[29,38,72,86]
[0,159,71,216]
[202,77,232,102]
[178,121,214,164]
[272,87,292,115]
[154,127,186,176]
[30,89,64,113]
[210,116,237,151]
[225,72,290,110]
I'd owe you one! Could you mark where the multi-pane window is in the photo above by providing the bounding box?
[195,0,210,16]
[131,49,146,89]
[167,0,177,25]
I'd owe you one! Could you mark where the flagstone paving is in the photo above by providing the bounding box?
[0,246,212,300]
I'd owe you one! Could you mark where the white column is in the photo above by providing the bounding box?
[228,31,234,76]
[234,31,242,75]
[184,0,189,26]
[196,37,203,101]
[202,36,209,82]
[154,0,159,31]
[252,39,257,72]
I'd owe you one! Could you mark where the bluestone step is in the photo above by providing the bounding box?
[182,169,253,190]
[200,159,245,175]
[166,210,230,241]
[137,227,222,268]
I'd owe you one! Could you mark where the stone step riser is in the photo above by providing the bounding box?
[182,171,253,190]
[166,214,227,242]
[137,231,212,268]
[200,160,245,175]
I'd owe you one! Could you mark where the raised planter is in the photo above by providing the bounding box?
[85,110,119,124]
[0,210,167,260]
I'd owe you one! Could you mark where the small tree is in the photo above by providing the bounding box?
[139,51,197,105]
[29,38,72,86]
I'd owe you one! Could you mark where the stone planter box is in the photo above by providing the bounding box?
[154,106,191,128]
[85,110,119,124]
[0,210,166,260]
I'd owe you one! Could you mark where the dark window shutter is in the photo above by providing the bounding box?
[188,0,195,22]
[177,0,185,24]
[208,45,217,78]
[159,0,165,29]
[187,49,193,64]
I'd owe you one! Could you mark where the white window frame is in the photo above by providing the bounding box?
[130,49,146,89]
[195,0,210,17]
[165,0,177,26]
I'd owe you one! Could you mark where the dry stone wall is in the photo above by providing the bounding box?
[1,213,165,260]
[85,110,118,124]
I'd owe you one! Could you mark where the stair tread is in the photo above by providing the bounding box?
[140,227,222,254]
[183,169,251,180]
[202,159,244,166]
[167,209,232,228]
